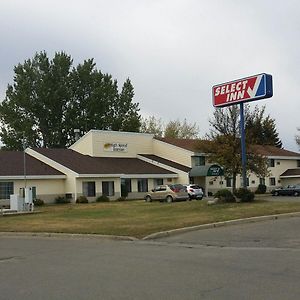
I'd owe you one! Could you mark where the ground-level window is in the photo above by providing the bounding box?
[154,178,163,187]
[226,177,232,187]
[0,182,14,200]
[102,181,115,196]
[269,177,276,186]
[121,179,131,197]
[240,177,249,187]
[259,178,266,185]
[138,179,148,192]
[298,160,300,167]
[82,182,96,197]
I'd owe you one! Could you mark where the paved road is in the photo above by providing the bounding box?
[1,216,300,300]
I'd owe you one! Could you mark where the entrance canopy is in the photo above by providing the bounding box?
[189,164,224,177]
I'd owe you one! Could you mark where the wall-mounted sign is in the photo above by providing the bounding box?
[207,165,224,177]
[212,73,273,107]
[104,143,128,152]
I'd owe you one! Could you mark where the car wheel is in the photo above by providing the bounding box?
[188,195,192,201]
[145,196,152,202]
[166,196,173,203]
[197,196,203,200]
[274,191,279,196]
[294,191,299,197]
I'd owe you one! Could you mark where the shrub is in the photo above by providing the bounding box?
[76,196,88,203]
[55,196,70,204]
[214,189,235,203]
[96,195,110,202]
[234,188,255,202]
[34,199,44,206]
[117,196,127,202]
[255,184,267,194]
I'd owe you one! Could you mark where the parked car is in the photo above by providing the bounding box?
[183,184,204,200]
[144,184,189,203]
[271,185,300,196]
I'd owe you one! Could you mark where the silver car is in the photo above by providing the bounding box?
[184,184,204,200]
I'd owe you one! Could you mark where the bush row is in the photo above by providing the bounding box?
[214,188,255,203]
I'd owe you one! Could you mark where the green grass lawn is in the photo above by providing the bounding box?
[1,199,300,238]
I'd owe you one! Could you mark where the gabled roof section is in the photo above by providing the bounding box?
[156,137,300,158]
[33,148,176,175]
[155,137,202,152]
[139,154,191,172]
[280,169,300,177]
[0,151,64,176]
[249,145,300,157]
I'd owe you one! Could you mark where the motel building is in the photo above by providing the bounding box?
[0,129,300,204]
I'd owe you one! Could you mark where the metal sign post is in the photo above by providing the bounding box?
[239,103,247,188]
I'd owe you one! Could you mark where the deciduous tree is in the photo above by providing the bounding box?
[0,51,141,149]
[201,105,271,191]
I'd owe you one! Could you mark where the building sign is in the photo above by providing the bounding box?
[212,73,273,107]
[104,143,128,152]
[207,165,224,177]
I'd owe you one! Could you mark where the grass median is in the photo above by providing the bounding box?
[1,199,300,238]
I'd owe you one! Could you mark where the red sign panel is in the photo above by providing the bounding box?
[212,73,273,107]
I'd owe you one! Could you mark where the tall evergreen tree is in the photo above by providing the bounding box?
[295,127,300,150]
[111,78,140,132]
[245,105,282,148]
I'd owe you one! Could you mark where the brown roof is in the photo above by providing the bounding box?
[155,137,202,152]
[0,151,64,176]
[139,154,191,172]
[33,148,176,175]
[249,145,300,157]
[156,137,300,157]
[280,169,300,177]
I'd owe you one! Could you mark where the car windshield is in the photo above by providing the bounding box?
[190,185,201,189]
[169,184,185,192]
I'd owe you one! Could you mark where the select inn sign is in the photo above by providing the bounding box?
[212,73,273,107]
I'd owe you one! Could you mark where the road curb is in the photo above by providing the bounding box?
[0,231,138,241]
[142,212,300,240]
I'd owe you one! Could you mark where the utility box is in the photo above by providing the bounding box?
[10,195,24,211]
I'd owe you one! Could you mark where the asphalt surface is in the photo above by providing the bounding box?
[1,215,300,300]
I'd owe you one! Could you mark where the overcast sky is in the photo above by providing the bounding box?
[0,0,299,151]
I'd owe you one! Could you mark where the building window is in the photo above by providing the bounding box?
[269,177,276,186]
[193,156,205,166]
[259,178,266,185]
[297,160,300,167]
[240,177,249,187]
[102,181,115,196]
[138,179,148,192]
[0,182,14,200]
[83,182,96,197]
[226,177,232,187]
[121,179,132,193]
[154,178,163,186]
[268,159,275,167]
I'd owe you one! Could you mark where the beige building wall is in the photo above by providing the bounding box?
[71,130,154,158]
[69,131,94,156]
[153,140,193,167]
